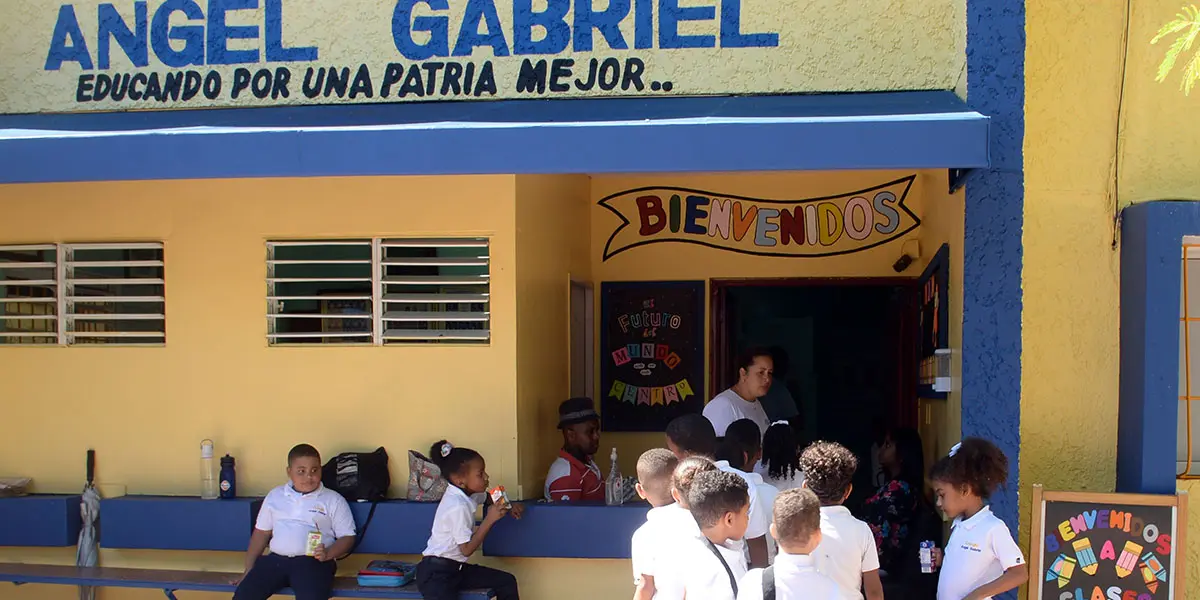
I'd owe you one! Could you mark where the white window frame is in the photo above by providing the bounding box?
[266,238,491,346]
[0,242,166,346]
[1180,237,1200,474]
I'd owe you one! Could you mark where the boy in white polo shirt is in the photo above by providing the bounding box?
[630,448,680,600]
[718,419,778,567]
[650,456,720,600]
[736,488,841,600]
[234,444,356,600]
[665,414,770,569]
[679,470,751,600]
[799,441,884,600]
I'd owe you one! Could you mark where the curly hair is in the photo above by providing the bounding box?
[928,437,1008,498]
[798,441,858,505]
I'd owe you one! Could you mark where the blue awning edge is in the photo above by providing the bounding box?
[0,92,989,183]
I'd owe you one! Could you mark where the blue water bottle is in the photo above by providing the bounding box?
[219,455,236,499]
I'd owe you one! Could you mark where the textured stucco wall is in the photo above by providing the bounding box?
[1120,0,1200,204]
[0,0,965,113]
[963,7,1023,594]
[1025,0,1200,595]
[1021,0,1125,534]
[1122,2,1200,594]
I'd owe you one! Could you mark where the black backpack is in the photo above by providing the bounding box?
[322,447,390,557]
[322,447,390,502]
[762,566,775,600]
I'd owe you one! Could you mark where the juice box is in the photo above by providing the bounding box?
[306,531,322,556]
[489,486,509,507]
[919,540,935,573]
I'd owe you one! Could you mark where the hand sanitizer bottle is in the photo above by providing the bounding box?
[605,447,624,506]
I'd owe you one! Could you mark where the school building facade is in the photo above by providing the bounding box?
[0,0,1196,598]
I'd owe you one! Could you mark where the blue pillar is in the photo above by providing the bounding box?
[962,0,1024,587]
[1117,201,1200,493]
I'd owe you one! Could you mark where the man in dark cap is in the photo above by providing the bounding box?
[544,397,604,502]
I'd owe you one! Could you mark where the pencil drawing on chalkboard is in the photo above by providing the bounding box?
[1030,485,1186,600]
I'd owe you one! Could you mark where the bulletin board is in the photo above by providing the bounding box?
[1030,485,1187,600]
[917,243,950,399]
[600,281,705,432]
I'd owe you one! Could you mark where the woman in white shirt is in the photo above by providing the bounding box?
[704,348,773,437]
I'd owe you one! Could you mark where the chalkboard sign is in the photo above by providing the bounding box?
[600,281,705,432]
[1030,485,1188,600]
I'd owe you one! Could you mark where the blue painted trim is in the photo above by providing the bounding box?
[0,91,978,130]
[347,501,438,555]
[482,501,650,558]
[961,0,1024,582]
[0,495,82,547]
[1117,201,1200,493]
[0,92,989,183]
[100,495,261,551]
[0,565,493,599]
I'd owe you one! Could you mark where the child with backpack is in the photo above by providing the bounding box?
[736,488,840,600]
[680,470,751,600]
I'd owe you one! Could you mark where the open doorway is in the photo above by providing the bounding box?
[711,279,918,508]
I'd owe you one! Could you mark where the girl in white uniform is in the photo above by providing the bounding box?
[754,421,805,493]
[416,440,524,600]
[928,438,1028,600]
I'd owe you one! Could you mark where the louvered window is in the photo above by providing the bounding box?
[267,238,490,345]
[0,243,166,345]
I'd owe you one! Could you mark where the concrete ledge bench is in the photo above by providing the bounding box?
[101,496,263,551]
[484,501,649,559]
[0,563,494,599]
[0,495,82,546]
[99,496,438,555]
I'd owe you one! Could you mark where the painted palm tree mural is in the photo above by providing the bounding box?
[1153,5,1200,94]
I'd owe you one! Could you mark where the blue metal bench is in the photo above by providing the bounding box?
[0,563,493,599]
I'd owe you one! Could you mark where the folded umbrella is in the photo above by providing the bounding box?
[76,450,99,600]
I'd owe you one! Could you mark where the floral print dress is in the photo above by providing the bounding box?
[863,479,917,573]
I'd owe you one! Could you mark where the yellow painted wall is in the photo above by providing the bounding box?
[1124,2,1200,594]
[1120,2,1200,203]
[0,176,521,496]
[0,169,966,600]
[588,170,951,473]
[1024,0,1200,595]
[0,175,522,599]
[1021,0,1126,593]
[513,174,592,496]
[917,174,964,467]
